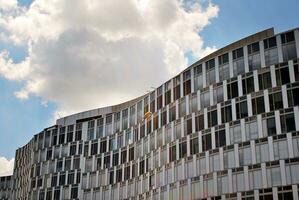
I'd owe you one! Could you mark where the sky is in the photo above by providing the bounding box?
[0,0,298,176]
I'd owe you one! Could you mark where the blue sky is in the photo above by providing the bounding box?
[0,0,299,160]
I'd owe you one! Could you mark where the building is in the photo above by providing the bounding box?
[1,27,299,200]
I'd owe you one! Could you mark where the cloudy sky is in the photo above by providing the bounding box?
[0,0,298,176]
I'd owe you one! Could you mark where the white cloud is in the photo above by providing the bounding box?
[0,156,14,176]
[0,0,219,118]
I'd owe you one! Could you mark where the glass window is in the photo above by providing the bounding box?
[281,31,297,61]
[200,90,210,108]
[245,119,258,140]
[232,47,245,76]
[239,146,252,166]
[236,99,248,119]
[287,87,299,107]
[190,137,199,155]
[221,105,232,123]
[276,66,290,86]
[206,59,216,86]
[230,123,242,144]
[269,91,283,111]
[215,129,226,148]
[194,64,203,91]
[281,113,296,133]
[224,150,235,169]
[273,139,288,160]
[202,132,212,151]
[219,53,230,81]
[208,109,217,127]
[227,81,239,99]
[242,76,254,95]
[195,114,204,131]
[255,143,270,163]
[179,141,187,158]
[264,36,278,66]
[258,72,272,90]
[263,117,276,136]
[213,85,224,104]
[252,96,265,115]
[248,42,261,71]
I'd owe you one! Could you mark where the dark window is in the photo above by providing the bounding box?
[242,76,254,95]
[227,81,239,99]
[267,117,276,136]
[169,145,176,162]
[281,113,296,133]
[71,187,78,199]
[236,100,248,119]
[109,171,114,185]
[276,67,290,85]
[202,133,212,151]
[179,141,187,158]
[96,157,102,170]
[100,140,107,153]
[67,173,74,184]
[218,53,229,65]
[195,114,204,131]
[269,92,283,111]
[294,63,299,81]
[116,169,122,182]
[54,189,60,200]
[121,150,127,164]
[287,88,299,106]
[59,174,65,186]
[215,129,226,148]
[208,110,217,127]
[190,137,199,155]
[233,47,244,59]
[104,155,110,168]
[264,36,277,49]
[221,105,232,123]
[252,96,265,115]
[113,153,119,166]
[91,142,98,155]
[248,42,260,54]
[58,134,65,144]
[186,118,192,134]
[51,175,57,187]
[258,72,272,90]
[129,147,134,161]
[281,31,295,44]
[139,160,145,175]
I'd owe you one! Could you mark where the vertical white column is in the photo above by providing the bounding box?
[211,127,215,149]
[270,65,277,87]
[215,57,220,84]
[180,73,184,98]
[229,51,234,78]
[287,132,294,158]
[277,34,284,62]
[251,140,256,164]
[289,60,295,83]
[268,137,274,161]
[280,160,286,186]
[238,75,243,96]
[244,46,249,73]
[292,185,299,200]
[253,70,259,92]
[261,163,267,188]
[191,67,195,93]
[260,40,266,68]
[295,29,299,58]
[202,62,207,88]
[264,90,270,113]
[275,110,282,135]
[247,94,253,117]
[281,85,288,108]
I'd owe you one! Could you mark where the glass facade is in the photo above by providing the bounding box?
[1,28,299,200]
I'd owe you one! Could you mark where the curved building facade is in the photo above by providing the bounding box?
[1,27,299,200]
